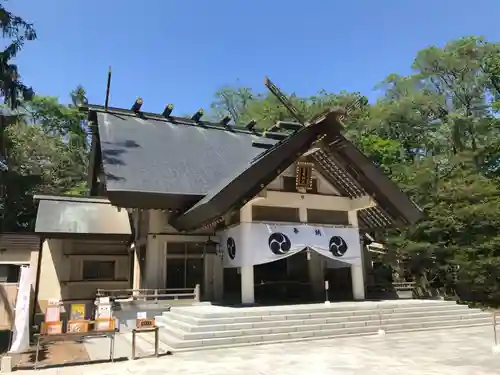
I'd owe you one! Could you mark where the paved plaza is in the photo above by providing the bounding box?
[19,326,500,375]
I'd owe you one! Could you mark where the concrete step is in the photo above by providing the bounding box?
[162,304,468,325]
[158,317,490,350]
[157,312,491,340]
[168,300,461,320]
[157,313,490,341]
[156,305,472,331]
[151,301,492,352]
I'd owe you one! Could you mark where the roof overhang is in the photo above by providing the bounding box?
[105,191,202,211]
[313,130,423,228]
[34,195,132,240]
[0,233,41,252]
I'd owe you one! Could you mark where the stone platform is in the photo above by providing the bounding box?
[129,299,493,352]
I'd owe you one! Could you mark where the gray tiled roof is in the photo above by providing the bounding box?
[96,112,276,195]
[34,195,131,235]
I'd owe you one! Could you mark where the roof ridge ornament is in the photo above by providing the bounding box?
[131,98,143,113]
[191,109,204,123]
[162,104,174,118]
[245,119,257,131]
[220,115,232,129]
[264,76,306,125]
[264,76,346,131]
[104,67,112,111]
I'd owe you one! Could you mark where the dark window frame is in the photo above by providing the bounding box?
[0,264,21,283]
[282,176,318,193]
[82,260,116,281]
[252,206,300,222]
[306,209,350,226]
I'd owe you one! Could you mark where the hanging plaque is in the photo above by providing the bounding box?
[295,162,314,190]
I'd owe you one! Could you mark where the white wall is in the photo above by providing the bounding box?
[37,238,130,309]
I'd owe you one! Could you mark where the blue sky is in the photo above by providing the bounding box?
[7,0,500,115]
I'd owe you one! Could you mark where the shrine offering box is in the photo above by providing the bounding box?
[94,318,115,331]
[67,320,89,333]
[41,321,63,335]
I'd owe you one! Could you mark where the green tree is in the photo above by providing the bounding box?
[1,88,90,231]
[0,2,37,107]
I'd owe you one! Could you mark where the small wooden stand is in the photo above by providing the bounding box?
[34,329,116,370]
[131,318,159,360]
[34,318,116,370]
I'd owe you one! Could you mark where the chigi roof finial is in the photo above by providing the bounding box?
[104,66,112,110]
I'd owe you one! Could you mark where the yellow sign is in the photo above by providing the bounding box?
[70,304,86,320]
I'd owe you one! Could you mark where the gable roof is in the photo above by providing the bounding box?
[85,105,422,231]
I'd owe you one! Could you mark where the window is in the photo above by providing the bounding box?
[0,265,21,283]
[82,260,115,280]
[166,242,205,290]
[252,206,300,222]
[167,242,205,255]
[307,209,349,225]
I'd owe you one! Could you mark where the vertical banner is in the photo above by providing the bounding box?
[9,266,31,354]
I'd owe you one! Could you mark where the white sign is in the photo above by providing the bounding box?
[97,304,111,319]
[136,311,147,319]
[324,281,329,290]
[9,266,31,354]
[98,296,110,304]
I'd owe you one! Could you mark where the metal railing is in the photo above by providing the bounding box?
[96,284,200,302]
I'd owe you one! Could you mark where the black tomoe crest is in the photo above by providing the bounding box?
[268,232,291,255]
[227,237,236,260]
[329,236,348,257]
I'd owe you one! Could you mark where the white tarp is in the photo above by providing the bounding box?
[9,266,31,354]
[219,223,361,268]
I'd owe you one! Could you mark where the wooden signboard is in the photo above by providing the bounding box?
[45,307,60,323]
[44,299,61,323]
[96,304,112,319]
[136,318,156,329]
[67,320,89,333]
[70,304,86,320]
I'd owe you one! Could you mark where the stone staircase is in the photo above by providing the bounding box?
[138,300,492,352]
